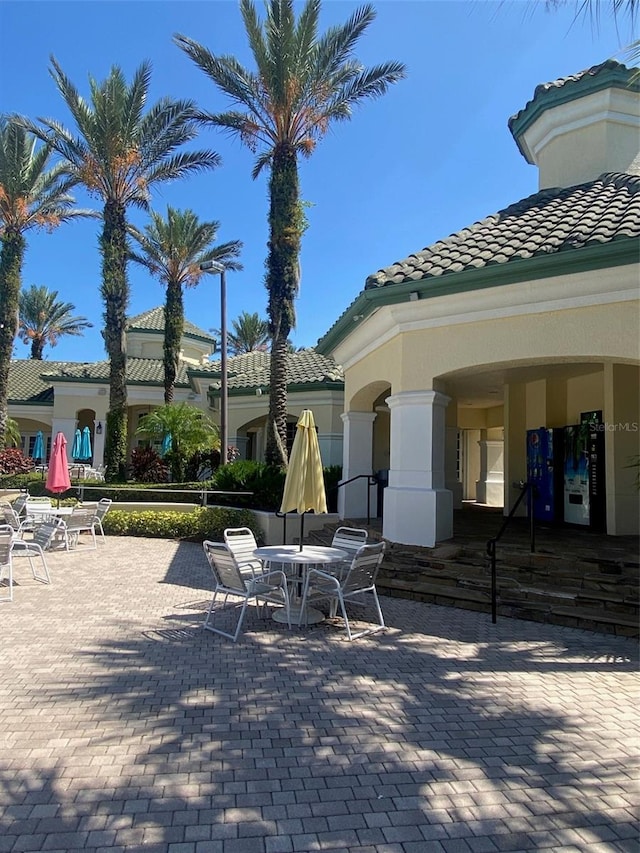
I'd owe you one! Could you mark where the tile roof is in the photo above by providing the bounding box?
[364,172,640,289]
[508,60,638,135]
[43,358,191,386]
[194,349,343,391]
[7,360,65,404]
[127,307,215,343]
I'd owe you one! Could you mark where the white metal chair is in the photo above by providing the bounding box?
[9,519,64,590]
[1,505,32,538]
[330,527,369,579]
[299,541,387,640]
[91,498,112,543]
[59,507,98,551]
[223,527,265,576]
[202,541,291,641]
[0,532,13,602]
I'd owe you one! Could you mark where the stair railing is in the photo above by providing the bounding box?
[486,481,535,624]
[330,474,379,527]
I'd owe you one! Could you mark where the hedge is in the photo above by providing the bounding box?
[102,506,263,543]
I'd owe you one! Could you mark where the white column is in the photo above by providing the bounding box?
[339,412,376,519]
[475,439,504,506]
[92,417,107,468]
[50,417,78,458]
[383,390,453,547]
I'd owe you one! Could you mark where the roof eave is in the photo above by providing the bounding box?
[316,238,638,355]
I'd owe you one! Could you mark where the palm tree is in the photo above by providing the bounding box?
[217,311,270,356]
[5,417,21,448]
[19,59,220,480]
[18,284,92,359]
[0,116,92,450]
[129,206,242,404]
[136,402,219,482]
[175,0,406,465]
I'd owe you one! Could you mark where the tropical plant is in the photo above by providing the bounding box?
[18,284,92,359]
[0,447,33,474]
[5,417,21,448]
[136,402,219,482]
[175,0,406,465]
[215,311,269,356]
[130,445,169,483]
[19,60,220,480]
[129,206,242,403]
[0,116,91,450]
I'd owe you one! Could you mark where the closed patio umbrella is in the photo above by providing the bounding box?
[161,433,172,457]
[32,431,45,463]
[79,426,92,462]
[71,428,82,461]
[46,432,71,506]
[280,410,327,550]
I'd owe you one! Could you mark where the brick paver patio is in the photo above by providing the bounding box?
[1,535,638,853]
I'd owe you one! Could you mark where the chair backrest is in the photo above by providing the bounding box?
[1,505,21,532]
[342,542,386,594]
[331,527,368,556]
[32,518,66,550]
[12,494,29,516]
[26,497,52,507]
[203,541,247,593]
[66,508,97,531]
[96,498,113,520]
[0,531,12,566]
[224,527,258,567]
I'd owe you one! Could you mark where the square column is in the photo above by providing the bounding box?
[339,412,377,519]
[383,390,453,547]
[476,439,504,506]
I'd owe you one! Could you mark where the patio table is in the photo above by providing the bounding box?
[253,544,348,625]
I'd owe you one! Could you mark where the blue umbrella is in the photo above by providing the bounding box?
[71,428,82,461]
[79,426,92,462]
[161,433,172,457]
[32,431,45,462]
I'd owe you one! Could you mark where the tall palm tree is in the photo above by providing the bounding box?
[217,311,270,356]
[19,59,220,480]
[18,284,92,359]
[0,116,91,450]
[129,206,242,404]
[175,0,406,465]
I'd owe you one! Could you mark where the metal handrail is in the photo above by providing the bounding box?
[74,483,252,507]
[486,481,535,624]
[331,474,379,527]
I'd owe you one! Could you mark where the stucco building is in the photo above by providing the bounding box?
[316,60,640,545]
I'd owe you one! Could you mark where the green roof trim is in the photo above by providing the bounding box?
[316,237,638,355]
[508,61,640,162]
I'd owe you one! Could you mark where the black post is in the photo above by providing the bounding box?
[528,484,536,553]
[299,513,304,551]
[488,539,497,624]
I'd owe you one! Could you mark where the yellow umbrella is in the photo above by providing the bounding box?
[280,410,327,549]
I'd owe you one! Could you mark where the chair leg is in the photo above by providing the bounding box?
[203,588,249,643]
[0,561,13,602]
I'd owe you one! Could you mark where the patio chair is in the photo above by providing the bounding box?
[92,498,112,543]
[330,526,368,580]
[11,493,29,516]
[0,532,13,602]
[224,527,265,576]
[299,541,387,641]
[1,505,32,538]
[9,519,65,591]
[58,507,98,551]
[202,540,291,642]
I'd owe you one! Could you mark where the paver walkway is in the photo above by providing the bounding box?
[1,536,638,853]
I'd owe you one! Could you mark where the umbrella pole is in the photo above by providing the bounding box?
[299,513,304,551]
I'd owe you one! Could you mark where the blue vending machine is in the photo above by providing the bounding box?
[526,428,562,523]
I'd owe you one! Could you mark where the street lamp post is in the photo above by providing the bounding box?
[199,260,228,465]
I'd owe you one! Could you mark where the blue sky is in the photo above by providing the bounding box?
[0,1,635,362]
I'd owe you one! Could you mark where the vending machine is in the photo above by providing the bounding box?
[526,428,563,523]
[562,411,605,527]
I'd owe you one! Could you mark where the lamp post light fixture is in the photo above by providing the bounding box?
[199,260,228,465]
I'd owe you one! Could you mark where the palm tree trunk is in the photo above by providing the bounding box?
[101,199,129,481]
[265,143,300,466]
[0,232,25,450]
[164,280,184,405]
[30,338,44,360]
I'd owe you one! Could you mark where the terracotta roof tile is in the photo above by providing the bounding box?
[364,173,640,290]
[195,349,343,391]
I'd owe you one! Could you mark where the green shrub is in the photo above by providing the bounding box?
[102,506,263,543]
[211,460,286,511]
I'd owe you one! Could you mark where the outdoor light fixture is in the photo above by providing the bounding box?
[96,422,103,435]
[199,260,229,465]
[409,291,420,302]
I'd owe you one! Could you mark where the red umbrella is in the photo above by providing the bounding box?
[46,432,71,506]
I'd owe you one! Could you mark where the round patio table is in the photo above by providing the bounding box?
[253,545,348,625]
